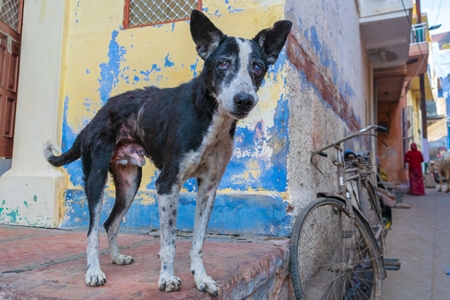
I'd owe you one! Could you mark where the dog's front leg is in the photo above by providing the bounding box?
[190,178,220,296]
[157,184,182,292]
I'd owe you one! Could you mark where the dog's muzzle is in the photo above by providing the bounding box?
[233,92,255,117]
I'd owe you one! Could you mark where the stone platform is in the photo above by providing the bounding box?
[0,225,292,299]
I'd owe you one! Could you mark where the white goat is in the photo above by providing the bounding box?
[430,152,450,193]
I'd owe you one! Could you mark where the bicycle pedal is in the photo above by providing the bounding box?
[383,257,401,271]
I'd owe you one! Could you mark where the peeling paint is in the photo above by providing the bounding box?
[61,190,291,236]
[164,54,174,68]
[294,19,358,116]
[228,7,244,14]
[190,59,199,77]
[6,208,19,223]
[62,96,84,187]
[286,33,361,132]
[97,30,126,104]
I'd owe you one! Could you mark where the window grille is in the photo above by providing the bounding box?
[410,23,426,44]
[124,0,201,29]
[402,105,414,168]
[0,0,20,32]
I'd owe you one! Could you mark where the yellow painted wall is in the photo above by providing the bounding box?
[406,88,422,147]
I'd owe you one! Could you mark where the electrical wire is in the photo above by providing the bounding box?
[435,0,442,27]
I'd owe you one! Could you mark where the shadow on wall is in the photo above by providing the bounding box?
[0,159,11,176]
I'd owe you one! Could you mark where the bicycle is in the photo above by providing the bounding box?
[289,125,391,300]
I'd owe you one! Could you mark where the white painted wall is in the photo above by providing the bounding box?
[358,0,413,19]
[0,0,67,227]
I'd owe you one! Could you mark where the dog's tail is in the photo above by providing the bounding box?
[44,139,81,167]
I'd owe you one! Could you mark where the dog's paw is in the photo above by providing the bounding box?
[158,275,182,292]
[194,274,219,297]
[112,254,134,265]
[85,268,106,287]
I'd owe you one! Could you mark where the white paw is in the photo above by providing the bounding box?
[193,272,219,296]
[112,254,134,265]
[85,266,106,287]
[158,274,182,292]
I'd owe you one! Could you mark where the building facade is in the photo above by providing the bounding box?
[0,0,415,235]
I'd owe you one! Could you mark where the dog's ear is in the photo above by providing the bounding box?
[190,10,224,60]
[253,20,292,65]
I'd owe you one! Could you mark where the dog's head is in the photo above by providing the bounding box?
[190,10,292,119]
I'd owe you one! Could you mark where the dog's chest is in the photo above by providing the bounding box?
[179,114,235,180]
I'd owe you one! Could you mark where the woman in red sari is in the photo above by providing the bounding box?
[404,143,425,195]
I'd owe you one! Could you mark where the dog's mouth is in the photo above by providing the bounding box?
[229,110,250,120]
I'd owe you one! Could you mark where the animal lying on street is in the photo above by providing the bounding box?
[44,10,292,296]
[430,152,450,193]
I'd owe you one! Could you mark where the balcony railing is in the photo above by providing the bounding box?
[411,23,427,44]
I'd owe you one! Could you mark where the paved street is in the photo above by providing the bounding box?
[383,188,450,300]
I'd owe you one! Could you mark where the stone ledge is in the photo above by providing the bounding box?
[0,225,293,299]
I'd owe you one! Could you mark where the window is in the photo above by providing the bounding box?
[124,0,201,29]
[0,0,21,32]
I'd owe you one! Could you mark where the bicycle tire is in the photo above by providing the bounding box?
[290,198,381,300]
[359,181,386,256]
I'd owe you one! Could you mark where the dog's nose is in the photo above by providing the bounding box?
[234,93,254,112]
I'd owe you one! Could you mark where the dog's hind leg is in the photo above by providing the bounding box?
[156,173,182,292]
[84,155,111,287]
[104,163,142,265]
[190,177,220,296]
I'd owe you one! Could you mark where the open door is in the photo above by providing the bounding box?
[0,1,22,158]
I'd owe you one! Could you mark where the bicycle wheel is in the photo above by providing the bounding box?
[359,182,386,256]
[290,198,381,300]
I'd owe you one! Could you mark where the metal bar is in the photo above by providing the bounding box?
[346,174,360,181]
[420,74,427,139]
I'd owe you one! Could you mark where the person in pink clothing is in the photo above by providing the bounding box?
[404,143,425,195]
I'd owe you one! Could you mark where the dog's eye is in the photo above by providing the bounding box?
[218,60,230,70]
[253,64,263,75]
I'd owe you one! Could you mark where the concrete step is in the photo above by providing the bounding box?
[0,225,292,300]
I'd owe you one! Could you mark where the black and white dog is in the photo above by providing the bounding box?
[45,10,291,296]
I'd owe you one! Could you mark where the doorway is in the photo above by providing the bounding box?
[0,0,22,175]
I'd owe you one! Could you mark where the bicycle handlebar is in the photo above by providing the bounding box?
[310,125,387,164]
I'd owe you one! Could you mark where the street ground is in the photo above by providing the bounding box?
[383,187,450,300]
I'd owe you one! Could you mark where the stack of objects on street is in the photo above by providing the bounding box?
[377,187,411,209]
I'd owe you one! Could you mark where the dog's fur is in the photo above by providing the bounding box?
[44,10,291,296]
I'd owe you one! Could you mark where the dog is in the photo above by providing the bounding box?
[44,10,291,296]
